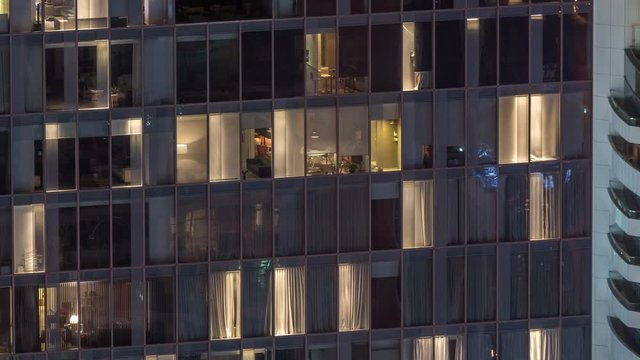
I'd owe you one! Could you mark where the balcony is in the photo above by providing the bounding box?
[609,178,640,237]
[609,316,640,358]
[609,271,640,311]
[610,225,640,266]
[610,135,640,198]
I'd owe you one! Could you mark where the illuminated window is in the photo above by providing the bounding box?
[44,0,76,32]
[371,110,401,173]
[46,275,78,351]
[77,0,108,29]
[339,102,369,173]
[176,114,208,184]
[144,0,173,25]
[306,29,337,96]
[307,104,337,175]
[79,277,110,348]
[13,204,44,274]
[402,180,434,248]
[210,270,241,339]
[339,262,369,331]
[408,335,465,359]
[530,328,559,360]
[273,108,304,178]
[111,117,143,187]
[275,266,305,336]
[402,22,433,91]
[241,110,272,179]
[498,93,560,164]
[45,116,76,191]
[78,37,110,109]
[210,112,240,181]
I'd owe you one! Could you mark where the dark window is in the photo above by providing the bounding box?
[176,0,272,22]
[339,175,369,252]
[307,0,336,16]
[146,267,175,344]
[435,169,465,246]
[177,185,208,263]
[79,113,110,188]
[562,240,591,316]
[435,90,465,168]
[307,177,337,254]
[12,35,43,113]
[113,189,143,268]
[467,247,497,322]
[243,30,272,100]
[404,250,433,326]
[371,24,401,92]
[242,260,272,338]
[371,0,400,12]
[563,11,591,81]
[467,167,497,243]
[435,248,464,324]
[274,28,305,98]
[209,27,239,102]
[143,28,174,106]
[531,241,560,317]
[13,116,44,193]
[15,278,45,353]
[339,25,368,94]
[403,93,433,169]
[46,194,77,272]
[275,0,304,18]
[242,182,273,259]
[371,181,401,250]
[371,259,401,329]
[275,180,304,256]
[404,0,432,10]
[467,89,497,166]
[177,27,207,104]
[143,108,175,186]
[467,18,497,86]
[0,284,9,352]
[178,265,208,341]
[0,200,9,275]
[307,258,337,333]
[435,20,465,88]
[500,16,529,85]
[498,166,529,242]
[79,192,110,269]
[110,30,142,107]
[210,183,241,260]
[113,269,144,346]
[145,188,175,265]
[531,13,561,83]
[0,119,8,195]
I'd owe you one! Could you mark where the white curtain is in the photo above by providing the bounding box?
[498,95,529,164]
[530,93,559,162]
[339,263,369,331]
[402,180,433,248]
[434,335,464,360]
[275,266,305,335]
[529,173,558,240]
[209,113,240,181]
[273,109,304,178]
[13,204,44,273]
[209,271,241,339]
[413,337,434,360]
[530,328,559,360]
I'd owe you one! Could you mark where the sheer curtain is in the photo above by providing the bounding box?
[178,268,207,341]
[413,337,433,360]
[210,271,241,339]
[339,263,369,331]
[275,266,305,335]
[434,335,464,360]
[402,180,433,248]
[307,263,337,333]
[209,113,240,181]
[529,173,558,240]
[529,329,559,360]
[273,109,304,178]
[80,280,109,346]
[530,94,559,162]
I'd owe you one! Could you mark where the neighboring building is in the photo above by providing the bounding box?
[594,1,640,360]
[0,0,591,359]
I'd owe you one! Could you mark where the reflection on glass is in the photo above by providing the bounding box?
[530,93,559,162]
[46,276,78,351]
[371,119,401,172]
[46,194,77,272]
[145,189,175,265]
[78,114,109,188]
[273,109,304,178]
[338,26,368,94]
[13,204,45,274]
[402,22,432,91]
[45,120,76,190]
[79,278,110,348]
[77,0,108,29]
[79,194,110,269]
[210,112,240,181]
[113,269,144,346]
[307,106,336,175]
[177,28,207,104]
[78,40,109,109]
[339,105,369,173]
[274,266,305,335]
[15,279,46,353]
[112,118,142,187]
[529,172,559,240]
[210,30,239,102]
[402,180,433,248]
[177,186,208,263]
[338,262,369,331]
[146,269,175,344]
[113,190,143,268]
[144,28,174,105]
[305,31,336,96]
[144,0,173,25]
[177,114,207,184]
[13,117,44,193]
[0,286,9,353]
[110,33,142,107]
[12,35,43,113]
[498,95,529,164]
[110,0,142,28]
[45,34,77,111]
[44,0,75,31]
[241,112,272,179]
[210,270,241,339]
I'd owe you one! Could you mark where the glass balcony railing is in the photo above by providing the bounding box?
[609,271,640,311]
[610,78,640,127]
[610,134,640,172]
[609,225,640,265]
[609,178,640,219]
[609,316,640,357]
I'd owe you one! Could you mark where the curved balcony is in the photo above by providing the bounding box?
[609,316,640,358]
[608,177,640,237]
[610,225,640,266]
[625,48,640,95]
[611,81,640,146]
[610,135,640,199]
[609,271,640,311]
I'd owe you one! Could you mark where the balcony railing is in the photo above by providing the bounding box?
[609,271,640,311]
[610,225,640,265]
[609,179,640,220]
[609,316,640,357]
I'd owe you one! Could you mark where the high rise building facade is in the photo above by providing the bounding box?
[0,0,591,359]
[593,1,640,360]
